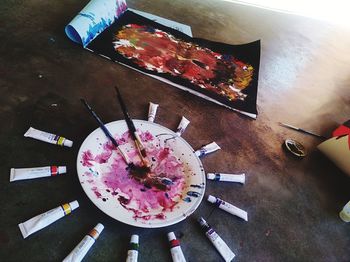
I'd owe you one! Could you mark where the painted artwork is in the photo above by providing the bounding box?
[66,0,260,117]
[113,24,254,102]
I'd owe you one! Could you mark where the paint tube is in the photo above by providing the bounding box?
[198,217,235,262]
[148,102,159,122]
[207,195,248,221]
[195,142,221,157]
[168,232,186,262]
[339,201,350,222]
[126,234,139,262]
[207,173,245,184]
[63,223,104,262]
[10,166,67,182]
[175,116,190,136]
[24,127,73,147]
[18,200,79,239]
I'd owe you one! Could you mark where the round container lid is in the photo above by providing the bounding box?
[283,139,306,158]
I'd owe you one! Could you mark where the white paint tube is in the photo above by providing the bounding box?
[18,200,79,239]
[206,173,245,184]
[148,102,159,122]
[24,127,73,147]
[198,217,235,262]
[195,142,221,157]
[207,195,248,221]
[10,166,67,182]
[168,232,186,262]
[63,223,104,262]
[126,234,139,262]
[175,116,190,136]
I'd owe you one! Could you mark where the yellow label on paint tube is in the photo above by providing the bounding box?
[57,137,65,146]
[62,203,72,215]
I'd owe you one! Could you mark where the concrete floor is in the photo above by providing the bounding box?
[1,0,350,261]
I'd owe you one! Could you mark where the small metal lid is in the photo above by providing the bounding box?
[283,139,306,158]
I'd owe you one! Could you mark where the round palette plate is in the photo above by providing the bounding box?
[77,120,205,228]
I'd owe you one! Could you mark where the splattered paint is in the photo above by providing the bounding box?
[113,24,253,102]
[77,120,206,227]
[81,130,187,221]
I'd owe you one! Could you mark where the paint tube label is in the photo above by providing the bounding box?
[148,102,159,122]
[207,173,245,184]
[208,195,248,221]
[175,116,190,136]
[63,235,95,262]
[195,142,221,157]
[18,201,78,239]
[126,250,138,262]
[63,223,103,262]
[170,246,187,262]
[10,166,67,182]
[206,230,235,262]
[219,200,248,221]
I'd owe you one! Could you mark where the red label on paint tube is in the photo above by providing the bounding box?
[170,239,180,248]
[51,166,58,176]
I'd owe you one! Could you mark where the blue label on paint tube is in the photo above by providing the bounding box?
[199,149,206,157]
[215,198,223,207]
[214,173,221,181]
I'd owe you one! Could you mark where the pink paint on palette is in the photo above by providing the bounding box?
[81,130,188,221]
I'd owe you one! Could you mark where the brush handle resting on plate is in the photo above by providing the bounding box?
[115,86,148,159]
[80,98,132,164]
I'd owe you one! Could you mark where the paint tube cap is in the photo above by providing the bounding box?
[94,223,104,234]
[64,139,73,147]
[167,232,176,241]
[207,195,217,204]
[69,200,79,211]
[207,173,216,180]
[130,234,139,244]
[58,166,67,174]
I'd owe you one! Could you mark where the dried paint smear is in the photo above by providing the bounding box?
[113,24,254,101]
[81,130,187,221]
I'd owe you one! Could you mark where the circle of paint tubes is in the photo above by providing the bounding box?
[283,139,306,158]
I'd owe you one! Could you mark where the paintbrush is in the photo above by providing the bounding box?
[279,122,326,139]
[114,86,148,164]
[80,98,150,178]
